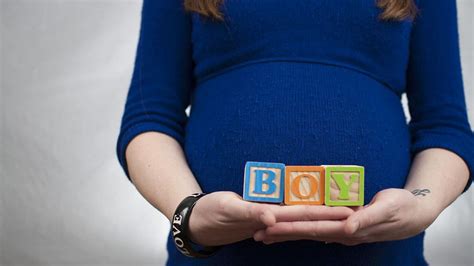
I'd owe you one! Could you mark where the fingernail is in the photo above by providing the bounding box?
[260,210,276,226]
[253,230,265,241]
[263,240,274,245]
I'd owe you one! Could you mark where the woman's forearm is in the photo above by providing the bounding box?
[125,132,202,221]
[404,148,470,218]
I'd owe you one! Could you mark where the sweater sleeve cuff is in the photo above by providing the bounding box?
[410,133,474,193]
[116,122,185,181]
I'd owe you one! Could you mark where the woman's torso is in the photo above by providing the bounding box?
[168,1,426,265]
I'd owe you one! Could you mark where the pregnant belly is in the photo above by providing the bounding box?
[184,61,411,202]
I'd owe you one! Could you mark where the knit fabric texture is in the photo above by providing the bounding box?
[116,0,474,265]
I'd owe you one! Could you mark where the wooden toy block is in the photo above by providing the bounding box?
[243,161,285,203]
[284,166,325,205]
[324,165,364,206]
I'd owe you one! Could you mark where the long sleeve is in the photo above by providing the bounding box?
[116,0,194,180]
[406,0,474,192]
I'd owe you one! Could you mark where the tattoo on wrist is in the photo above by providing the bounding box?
[411,189,431,197]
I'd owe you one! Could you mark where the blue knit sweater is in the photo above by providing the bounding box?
[117,0,474,265]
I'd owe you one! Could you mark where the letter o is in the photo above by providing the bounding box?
[174,237,184,248]
[291,174,318,199]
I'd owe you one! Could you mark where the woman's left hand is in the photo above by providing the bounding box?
[254,188,440,246]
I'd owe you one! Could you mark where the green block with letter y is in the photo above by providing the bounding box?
[324,165,364,206]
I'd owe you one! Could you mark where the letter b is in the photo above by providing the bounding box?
[243,162,285,203]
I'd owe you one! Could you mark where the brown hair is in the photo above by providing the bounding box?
[184,0,418,21]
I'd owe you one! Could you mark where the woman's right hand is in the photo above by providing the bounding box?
[188,191,354,246]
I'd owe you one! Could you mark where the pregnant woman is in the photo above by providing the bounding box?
[116,0,473,265]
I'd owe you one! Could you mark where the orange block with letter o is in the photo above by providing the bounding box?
[284,166,325,205]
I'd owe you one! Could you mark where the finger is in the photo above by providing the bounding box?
[229,200,277,226]
[246,203,277,226]
[319,223,396,246]
[345,200,396,235]
[261,234,345,244]
[253,229,266,241]
[259,209,277,227]
[263,220,348,240]
[254,228,345,244]
[353,221,415,242]
[260,220,401,245]
[271,205,354,222]
[261,235,342,245]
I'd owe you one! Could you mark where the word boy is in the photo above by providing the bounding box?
[243,161,364,206]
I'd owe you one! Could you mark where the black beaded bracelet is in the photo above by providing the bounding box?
[171,192,220,258]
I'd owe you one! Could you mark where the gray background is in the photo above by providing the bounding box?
[1,0,473,265]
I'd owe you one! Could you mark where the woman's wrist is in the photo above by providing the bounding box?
[187,195,208,246]
[171,192,221,258]
[405,187,441,230]
[404,149,470,225]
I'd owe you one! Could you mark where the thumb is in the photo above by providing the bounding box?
[236,201,276,226]
[344,199,388,235]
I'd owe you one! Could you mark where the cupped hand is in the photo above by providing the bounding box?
[340,188,437,245]
[188,191,354,246]
[254,188,438,245]
[188,191,274,246]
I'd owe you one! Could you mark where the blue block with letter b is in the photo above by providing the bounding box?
[243,161,285,203]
